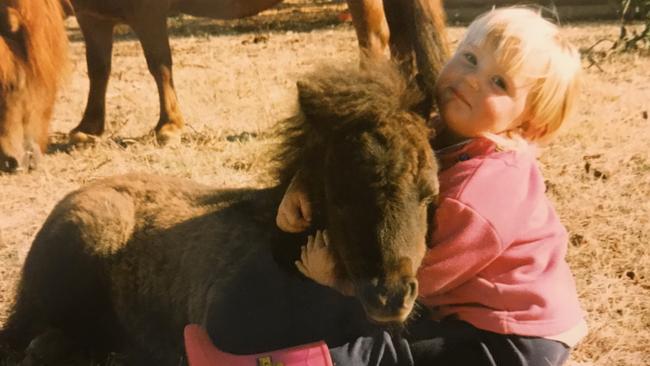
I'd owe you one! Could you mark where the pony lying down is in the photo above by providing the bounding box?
[0,61,439,365]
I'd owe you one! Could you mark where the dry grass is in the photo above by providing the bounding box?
[0,2,648,365]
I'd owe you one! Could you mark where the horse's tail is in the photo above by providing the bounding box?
[411,0,450,115]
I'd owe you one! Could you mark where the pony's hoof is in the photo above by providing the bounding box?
[69,130,101,145]
[155,125,182,146]
[23,329,75,365]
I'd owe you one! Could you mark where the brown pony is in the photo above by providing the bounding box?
[0,0,68,173]
[67,0,448,145]
[0,58,440,365]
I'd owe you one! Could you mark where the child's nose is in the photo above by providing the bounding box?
[465,74,480,91]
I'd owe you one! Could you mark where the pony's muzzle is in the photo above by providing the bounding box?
[359,276,418,324]
[0,141,40,173]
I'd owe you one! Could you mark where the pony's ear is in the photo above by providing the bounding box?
[0,8,21,35]
[295,79,341,135]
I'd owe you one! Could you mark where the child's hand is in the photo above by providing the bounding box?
[276,175,312,233]
[295,230,336,288]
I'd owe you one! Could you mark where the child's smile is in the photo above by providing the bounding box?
[435,42,532,139]
[446,86,471,107]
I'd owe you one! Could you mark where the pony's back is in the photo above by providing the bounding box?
[2,174,370,364]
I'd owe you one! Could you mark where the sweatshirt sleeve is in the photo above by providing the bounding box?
[417,196,505,299]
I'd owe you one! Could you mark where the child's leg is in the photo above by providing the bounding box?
[185,319,568,366]
[408,318,570,366]
[329,331,414,366]
[504,336,570,366]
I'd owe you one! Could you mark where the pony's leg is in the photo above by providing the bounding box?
[69,13,115,144]
[346,0,390,64]
[129,15,184,146]
[21,329,87,365]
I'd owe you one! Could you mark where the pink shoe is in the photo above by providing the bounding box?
[184,324,334,366]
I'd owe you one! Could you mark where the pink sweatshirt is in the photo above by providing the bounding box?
[418,137,585,339]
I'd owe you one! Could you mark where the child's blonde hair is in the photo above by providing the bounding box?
[460,7,581,146]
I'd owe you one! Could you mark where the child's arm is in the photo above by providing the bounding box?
[418,197,505,298]
[276,172,312,233]
[295,230,355,296]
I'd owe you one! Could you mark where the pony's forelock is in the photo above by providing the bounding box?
[0,0,68,93]
[273,61,429,187]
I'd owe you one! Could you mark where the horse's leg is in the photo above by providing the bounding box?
[21,328,91,365]
[346,0,390,64]
[129,15,184,146]
[69,13,115,144]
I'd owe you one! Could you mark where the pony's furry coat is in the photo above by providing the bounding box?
[1,61,439,365]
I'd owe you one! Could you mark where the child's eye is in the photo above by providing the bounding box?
[491,75,507,91]
[462,52,477,65]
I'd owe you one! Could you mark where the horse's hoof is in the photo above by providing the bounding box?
[69,130,101,145]
[155,125,182,146]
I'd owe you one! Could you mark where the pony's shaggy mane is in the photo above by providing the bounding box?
[274,61,430,187]
[0,0,68,93]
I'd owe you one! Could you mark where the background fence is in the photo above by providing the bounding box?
[443,0,620,22]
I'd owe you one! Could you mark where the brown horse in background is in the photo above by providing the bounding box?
[0,0,68,173]
[67,0,449,145]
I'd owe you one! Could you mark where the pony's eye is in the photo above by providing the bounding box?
[463,52,477,65]
[491,75,507,91]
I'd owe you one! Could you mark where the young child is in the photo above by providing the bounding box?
[184,6,587,366]
[276,6,587,366]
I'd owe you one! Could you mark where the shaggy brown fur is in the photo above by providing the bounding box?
[0,0,68,172]
[66,0,448,145]
[1,61,439,365]
[277,62,440,321]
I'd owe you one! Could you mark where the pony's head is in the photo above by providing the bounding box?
[0,0,67,172]
[277,61,439,324]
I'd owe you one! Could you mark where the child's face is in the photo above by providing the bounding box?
[435,41,531,139]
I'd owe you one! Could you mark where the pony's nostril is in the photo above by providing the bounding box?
[1,156,19,172]
[376,294,388,307]
[387,278,418,310]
